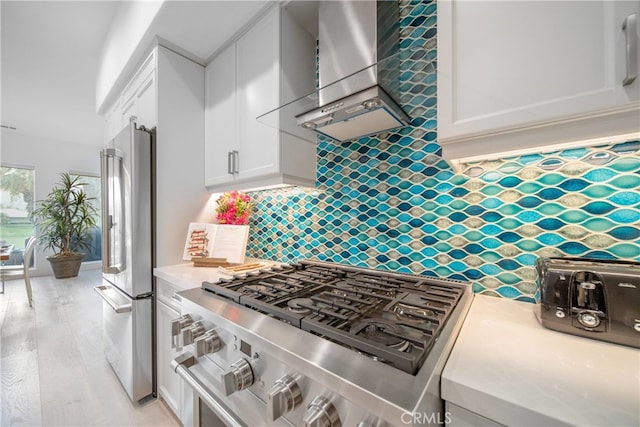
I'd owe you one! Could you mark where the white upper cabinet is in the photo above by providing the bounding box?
[120,50,157,131]
[438,0,640,161]
[104,98,123,143]
[204,4,316,192]
[205,44,238,188]
[235,8,280,184]
[104,50,157,142]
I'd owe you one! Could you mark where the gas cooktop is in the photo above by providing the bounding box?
[202,260,467,375]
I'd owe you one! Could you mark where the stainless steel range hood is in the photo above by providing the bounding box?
[258,0,410,143]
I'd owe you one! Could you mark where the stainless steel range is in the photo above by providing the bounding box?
[171,260,473,426]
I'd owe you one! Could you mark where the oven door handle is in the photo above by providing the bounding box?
[171,352,245,427]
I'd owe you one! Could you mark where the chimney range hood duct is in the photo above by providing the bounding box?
[258,0,410,143]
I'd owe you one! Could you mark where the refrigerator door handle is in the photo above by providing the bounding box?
[100,147,125,274]
[94,285,132,313]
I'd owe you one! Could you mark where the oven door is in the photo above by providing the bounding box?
[184,382,244,427]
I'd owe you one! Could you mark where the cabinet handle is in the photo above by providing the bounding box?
[622,13,638,86]
[227,151,234,175]
[232,150,239,174]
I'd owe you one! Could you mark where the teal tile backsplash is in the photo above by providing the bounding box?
[245,0,640,303]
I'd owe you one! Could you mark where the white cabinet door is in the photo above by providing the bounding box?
[120,69,156,130]
[120,97,136,129]
[204,4,315,192]
[135,72,157,129]
[438,1,640,155]
[205,44,238,188]
[157,298,182,420]
[236,6,280,182]
[119,50,157,130]
[105,99,123,142]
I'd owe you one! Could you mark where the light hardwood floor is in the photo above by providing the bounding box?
[0,269,180,426]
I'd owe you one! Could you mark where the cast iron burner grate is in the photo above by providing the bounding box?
[202,260,466,375]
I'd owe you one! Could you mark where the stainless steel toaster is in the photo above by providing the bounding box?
[536,257,640,348]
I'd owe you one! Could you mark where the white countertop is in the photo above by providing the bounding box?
[442,295,640,426]
[154,262,222,290]
[154,258,280,290]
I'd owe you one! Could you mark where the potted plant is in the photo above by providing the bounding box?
[30,173,98,279]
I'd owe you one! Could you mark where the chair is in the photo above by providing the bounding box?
[0,236,37,307]
[23,236,37,307]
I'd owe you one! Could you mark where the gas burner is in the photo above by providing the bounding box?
[333,281,395,298]
[350,319,411,352]
[287,298,314,314]
[392,303,436,324]
[284,277,304,287]
[323,290,357,307]
[240,284,268,295]
[330,288,352,298]
[201,259,469,375]
[334,281,357,291]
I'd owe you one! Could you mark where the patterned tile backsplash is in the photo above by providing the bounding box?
[245,0,640,303]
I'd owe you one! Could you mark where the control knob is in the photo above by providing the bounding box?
[170,314,193,349]
[194,330,222,357]
[356,418,380,427]
[267,375,302,421]
[221,359,254,396]
[577,311,600,328]
[303,396,341,427]
[182,321,206,346]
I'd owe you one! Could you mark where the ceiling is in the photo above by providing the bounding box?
[1,0,269,148]
[1,1,117,147]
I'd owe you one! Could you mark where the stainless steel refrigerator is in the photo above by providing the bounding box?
[94,118,154,403]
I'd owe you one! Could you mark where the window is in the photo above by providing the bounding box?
[71,173,102,262]
[0,165,36,266]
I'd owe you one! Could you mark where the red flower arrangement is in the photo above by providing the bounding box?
[215,191,252,225]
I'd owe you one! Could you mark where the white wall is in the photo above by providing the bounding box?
[155,46,212,267]
[0,129,101,277]
[96,1,164,113]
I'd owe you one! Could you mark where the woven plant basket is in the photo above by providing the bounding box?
[47,253,85,279]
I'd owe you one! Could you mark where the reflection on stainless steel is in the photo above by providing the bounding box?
[174,260,473,426]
